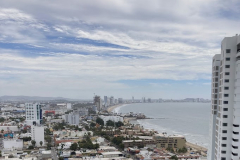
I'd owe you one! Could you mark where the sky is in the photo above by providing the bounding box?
[0,0,240,100]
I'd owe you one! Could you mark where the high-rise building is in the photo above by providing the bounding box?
[104,96,108,106]
[31,125,44,147]
[209,35,240,160]
[25,103,42,125]
[94,95,102,111]
[65,113,80,126]
[110,96,114,105]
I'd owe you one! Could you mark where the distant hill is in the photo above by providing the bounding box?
[0,95,80,102]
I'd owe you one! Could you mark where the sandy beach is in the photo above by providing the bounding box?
[107,104,125,112]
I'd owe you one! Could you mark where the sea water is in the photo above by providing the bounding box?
[114,102,211,148]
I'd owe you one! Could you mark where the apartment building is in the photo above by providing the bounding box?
[209,35,240,160]
[25,103,42,125]
[153,133,186,149]
[31,125,44,147]
[64,113,79,125]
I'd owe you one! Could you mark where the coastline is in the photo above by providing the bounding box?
[107,104,125,112]
[107,103,208,153]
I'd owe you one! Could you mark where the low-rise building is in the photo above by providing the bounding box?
[153,133,186,149]
[3,139,23,149]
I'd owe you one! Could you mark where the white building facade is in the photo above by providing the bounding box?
[3,139,23,149]
[65,113,79,125]
[209,35,240,160]
[31,125,45,147]
[25,103,42,125]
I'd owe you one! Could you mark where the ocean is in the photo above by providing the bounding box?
[114,102,211,148]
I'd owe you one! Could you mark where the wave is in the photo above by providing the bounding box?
[135,119,209,148]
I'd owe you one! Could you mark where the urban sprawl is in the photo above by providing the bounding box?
[0,95,209,160]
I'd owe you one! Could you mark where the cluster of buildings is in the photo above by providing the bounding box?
[0,99,209,160]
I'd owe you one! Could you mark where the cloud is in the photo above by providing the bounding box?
[0,0,237,98]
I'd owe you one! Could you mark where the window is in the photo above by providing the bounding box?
[224,87,229,90]
[225,65,230,68]
[223,123,227,126]
[232,138,239,142]
[233,124,239,127]
[232,152,238,156]
[221,151,226,154]
[233,131,239,135]
[226,57,230,61]
[224,94,228,97]
[226,49,231,53]
[224,79,229,83]
[222,137,227,140]
[223,115,228,118]
[222,130,227,133]
[225,72,230,75]
[223,101,228,104]
[223,108,228,111]
[222,144,227,147]
[232,145,238,149]
[221,158,226,160]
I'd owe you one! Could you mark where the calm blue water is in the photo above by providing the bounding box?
[114,103,211,148]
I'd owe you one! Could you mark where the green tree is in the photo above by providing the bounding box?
[0,117,5,122]
[1,129,4,133]
[40,141,43,146]
[90,122,96,128]
[96,117,104,126]
[106,120,114,127]
[28,145,34,150]
[115,121,124,127]
[70,143,78,151]
[45,136,52,143]
[45,128,51,135]
[31,140,36,147]
[47,143,52,150]
[170,155,178,160]
[8,154,14,158]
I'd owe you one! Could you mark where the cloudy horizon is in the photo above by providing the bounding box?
[0,0,239,99]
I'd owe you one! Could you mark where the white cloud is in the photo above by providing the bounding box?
[0,0,236,98]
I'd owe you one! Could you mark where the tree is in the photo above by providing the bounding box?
[115,121,124,127]
[47,143,52,150]
[96,117,104,126]
[106,120,114,127]
[8,154,14,158]
[28,145,34,150]
[31,140,36,147]
[90,122,96,128]
[170,155,178,160]
[45,136,52,143]
[0,117,5,122]
[70,143,78,151]
[45,128,51,135]
[1,129,4,133]
[40,141,43,146]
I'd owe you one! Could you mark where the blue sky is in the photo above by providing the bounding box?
[0,0,239,99]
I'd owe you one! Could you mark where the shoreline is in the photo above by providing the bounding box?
[107,103,208,152]
[107,104,125,112]
[127,118,208,151]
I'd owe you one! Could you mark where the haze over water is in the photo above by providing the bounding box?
[114,103,211,148]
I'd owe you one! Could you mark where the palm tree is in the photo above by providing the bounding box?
[31,140,36,147]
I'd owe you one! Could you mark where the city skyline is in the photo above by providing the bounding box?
[1,0,240,99]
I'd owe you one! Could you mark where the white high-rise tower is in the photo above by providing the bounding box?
[209,35,240,160]
[25,103,42,125]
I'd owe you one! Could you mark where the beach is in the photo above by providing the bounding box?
[107,104,124,112]
[111,102,209,152]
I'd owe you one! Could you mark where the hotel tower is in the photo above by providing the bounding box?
[209,35,240,160]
